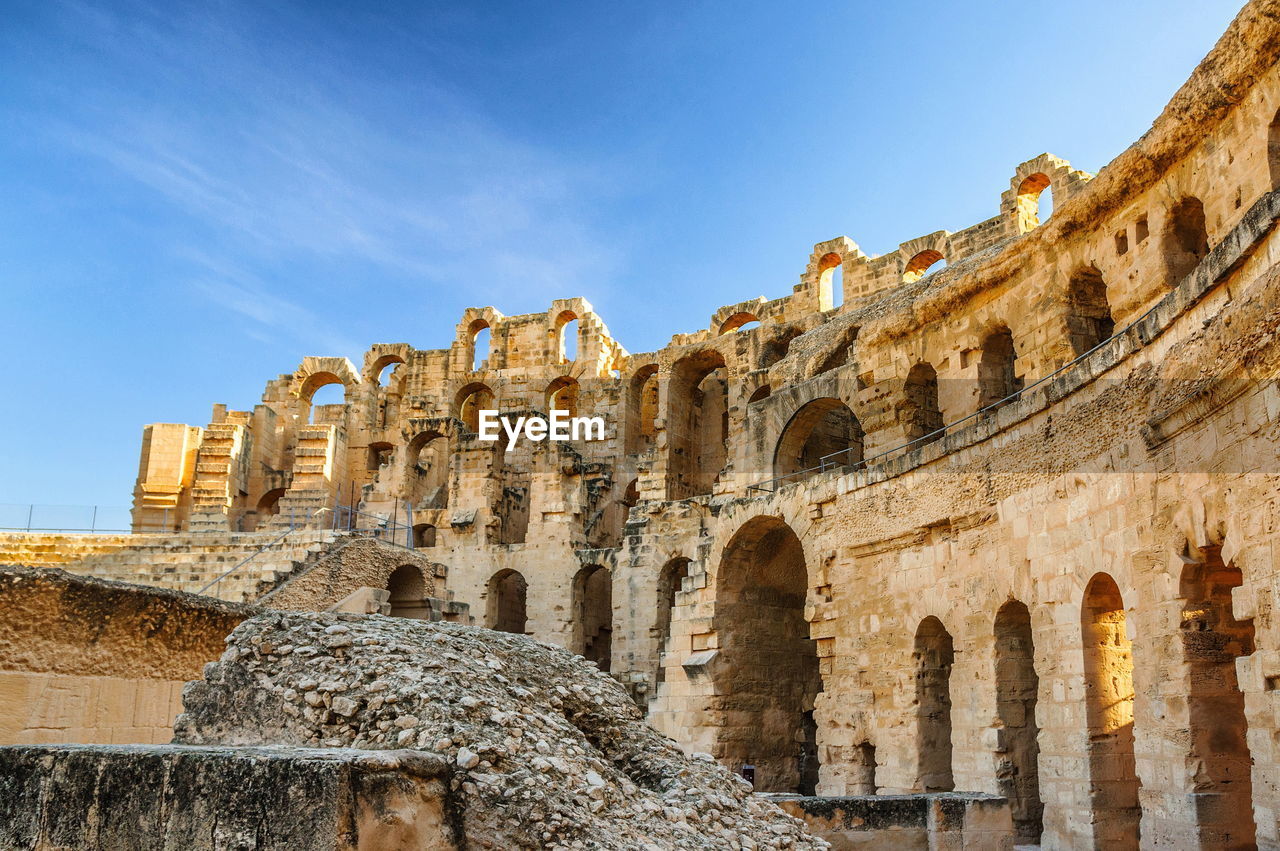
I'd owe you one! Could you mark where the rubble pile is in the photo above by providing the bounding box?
[174,611,826,850]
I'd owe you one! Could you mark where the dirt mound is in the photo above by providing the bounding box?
[174,611,826,850]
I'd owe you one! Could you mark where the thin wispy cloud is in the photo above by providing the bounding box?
[23,0,623,346]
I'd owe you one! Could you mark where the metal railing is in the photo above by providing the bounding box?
[0,503,135,533]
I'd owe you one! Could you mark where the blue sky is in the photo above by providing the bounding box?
[0,0,1244,509]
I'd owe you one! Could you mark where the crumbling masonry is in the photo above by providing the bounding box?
[20,2,1280,848]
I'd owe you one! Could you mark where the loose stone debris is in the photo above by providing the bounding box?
[174,611,827,850]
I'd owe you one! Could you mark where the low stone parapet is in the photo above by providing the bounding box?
[0,743,458,850]
[764,792,1014,850]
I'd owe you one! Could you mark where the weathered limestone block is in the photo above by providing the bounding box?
[0,744,457,850]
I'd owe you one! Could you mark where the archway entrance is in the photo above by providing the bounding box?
[387,565,429,619]
[572,565,612,671]
[487,569,527,634]
[1082,573,1141,849]
[994,600,1042,843]
[773,397,863,479]
[714,516,819,793]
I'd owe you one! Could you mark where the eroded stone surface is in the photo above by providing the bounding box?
[174,611,827,850]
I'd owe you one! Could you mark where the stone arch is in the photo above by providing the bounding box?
[748,383,771,405]
[1177,546,1256,847]
[818,251,845,310]
[571,564,612,671]
[455,382,495,433]
[994,599,1042,844]
[367,352,406,386]
[366,441,394,472]
[903,249,946,283]
[486,569,527,634]
[654,557,692,681]
[1081,572,1141,849]
[914,615,955,792]
[1002,154,1092,234]
[1066,264,1115,357]
[773,398,863,480]
[292,357,360,402]
[293,360,358,424]
[248,487,287,531]
[713,515,819,793]
[469,317,492,372]
[546,376,579,417]
[626,363,660,454]
[978,326,1022,410]
[387,564,429,619]
[554,309,579,363]
[761,327,802,369]
[404,429,450,509]
[901,362,943,446]
[1163,196,1209,288]
[1016,172,1052,232]
[412,523,436,548]
[719,312,760,335]
[667,349,729,499]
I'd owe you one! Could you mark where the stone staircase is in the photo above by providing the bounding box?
[0,530,350,603]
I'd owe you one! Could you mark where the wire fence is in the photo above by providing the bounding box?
[0,503,135,533]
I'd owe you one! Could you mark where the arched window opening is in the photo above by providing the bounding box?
[470,320,492,372]
[1067,266,1115,357]
[654,557,692,688]
[902,363,943,446]
[486,569,527,634]
[1016,173,1052,233]
[1038,186,1054,223]
[456,383,495,433]
[546,376,580,417]
[1179,547,1256,847]
[903,249,947,284]
[815,326,860,375]
[995,600,1042,845]
[367,441,394,472]
[914,616,955,792]
[554,310,580,363]
[1082,573,1141,849]
[1270,108,1280,189]
[248,487,286,531]
[374,357,405,387]
[303,376,346,425]
[852,742,877,795]
[818,252,844,310]
[761,328,801,369]
[773,398,863,480]
[978,327,1022,411]
[719,312,760,335]
[748,384,771,405]
[412,523,436,548]
[623,478,639,505]
[668,351,729,499]
[626,364,660,455]
[714,517,819,794]
[405,432,449,509]
[387,565,429,619]
[1163,196,1209,287]
[572,565,612,671]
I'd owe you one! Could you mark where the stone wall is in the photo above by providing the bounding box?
[92,1,1280,847]
[0,567,253,745]
[0,744,459,850]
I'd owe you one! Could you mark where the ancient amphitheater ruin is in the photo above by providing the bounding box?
[6,1,1280,848]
